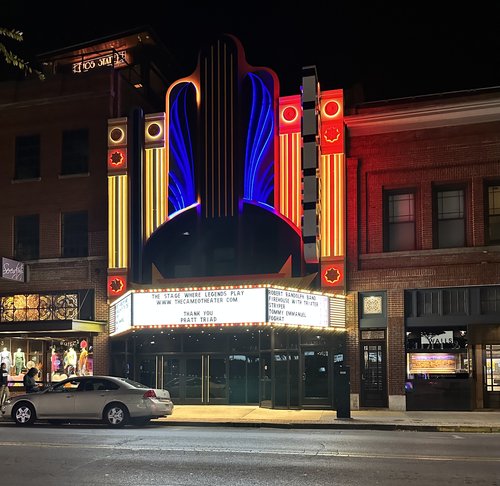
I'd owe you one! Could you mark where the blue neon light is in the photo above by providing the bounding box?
[243,72,274,205]
[168,83,196,214]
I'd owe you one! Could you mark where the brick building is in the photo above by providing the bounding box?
[0,28,175,390]
[345,89,500,410]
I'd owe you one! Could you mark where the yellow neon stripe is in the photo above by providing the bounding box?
[108,176,115,268]
[279,134,285,216]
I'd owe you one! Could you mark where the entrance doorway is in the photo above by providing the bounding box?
[301,350,330,406]
[360,342,388,407]
[140,355,228,404]
[484,344,500,408]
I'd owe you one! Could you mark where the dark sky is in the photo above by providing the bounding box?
[4,3,500,101]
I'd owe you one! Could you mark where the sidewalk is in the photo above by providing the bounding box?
[159,405,500,433]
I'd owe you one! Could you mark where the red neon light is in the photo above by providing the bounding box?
[107,148,127,170]
[107,275,127,296]
[282,106,298,123]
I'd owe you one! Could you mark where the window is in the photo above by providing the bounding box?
[384,191,415,251]
[14,215,39,260]
[435,188,465,248]
[486,184,500,244]
[62,211,88,257]
[15,135,40,180]
[61,129,89,175]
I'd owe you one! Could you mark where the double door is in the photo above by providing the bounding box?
[140,355,228,404]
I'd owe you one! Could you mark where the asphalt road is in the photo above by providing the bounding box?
[1,424,499,485]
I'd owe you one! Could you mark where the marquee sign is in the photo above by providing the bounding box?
[109,286,345,336]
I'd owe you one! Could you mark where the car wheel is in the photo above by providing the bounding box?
[131,417,151,426]
[13,403,36,426]
[103,403,129,427]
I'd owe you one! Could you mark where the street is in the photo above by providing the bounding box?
[0,423,499,485]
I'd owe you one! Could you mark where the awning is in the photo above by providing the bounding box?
[0,319,106,335]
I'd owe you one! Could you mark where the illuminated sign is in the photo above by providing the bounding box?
[72,50,127,74]
[267,288,329,327]
[1,257,25,282]
[107,275,127,297]
[109,286,345,333]
[113,293,132,335]
[133,288,267,326]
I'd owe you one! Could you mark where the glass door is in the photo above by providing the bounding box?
[484,344,500,408]
[360,342,388,407]
[301,349,330,406]
[183,355,228,404]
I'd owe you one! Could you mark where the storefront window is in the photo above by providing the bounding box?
[406,328,470,379]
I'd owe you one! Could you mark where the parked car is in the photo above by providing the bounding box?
[1,375,174,427]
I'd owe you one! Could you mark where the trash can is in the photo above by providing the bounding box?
[333,365,351,419]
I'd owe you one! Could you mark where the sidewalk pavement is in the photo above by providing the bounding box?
[159,405,500,433]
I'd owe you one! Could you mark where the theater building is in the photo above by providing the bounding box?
[0,28,176,390]
[107,35,348,409]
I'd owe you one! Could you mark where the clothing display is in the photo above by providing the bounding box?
[0,348,11,371]
[13,349,25,375]
[78,341,88,376]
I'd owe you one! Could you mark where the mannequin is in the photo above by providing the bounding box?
[78,340,88,376]
[65,347,77,376]
[13,348,25,375]
[51,347,60,373]
[0,347,11,371]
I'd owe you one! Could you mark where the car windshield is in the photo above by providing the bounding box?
[117,378,150,389]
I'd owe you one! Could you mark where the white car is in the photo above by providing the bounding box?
[1,375,174,427]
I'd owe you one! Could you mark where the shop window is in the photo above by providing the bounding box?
[486,183,500,244]
[484,345,500,392]
[480,287,500,314]
[62,211,88,257]
[14,214,39,260]
[406,328,469,379]
[384,190,415,251]
[61,128,89,175]
[434,187,465,248]
[14,134,40,180]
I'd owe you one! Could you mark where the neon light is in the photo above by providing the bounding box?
[168,83,196,214]
[243,73,274,204]
[144,148,167,239]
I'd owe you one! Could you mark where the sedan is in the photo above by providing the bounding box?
[1,375,174,427]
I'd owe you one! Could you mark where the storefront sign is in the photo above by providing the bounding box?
[267,288,329,327]
[420,330,454,348]
[1,257,25,282]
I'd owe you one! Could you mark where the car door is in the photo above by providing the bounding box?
[73,378,118,419]
[35,379,79,418]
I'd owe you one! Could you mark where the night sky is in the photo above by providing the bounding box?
[4,3,500,102]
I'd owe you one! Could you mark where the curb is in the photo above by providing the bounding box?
[160,421,500,432]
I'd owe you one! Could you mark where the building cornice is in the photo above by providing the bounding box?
[345,96,500,136]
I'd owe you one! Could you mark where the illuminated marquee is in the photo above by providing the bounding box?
[109,286,346,335]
